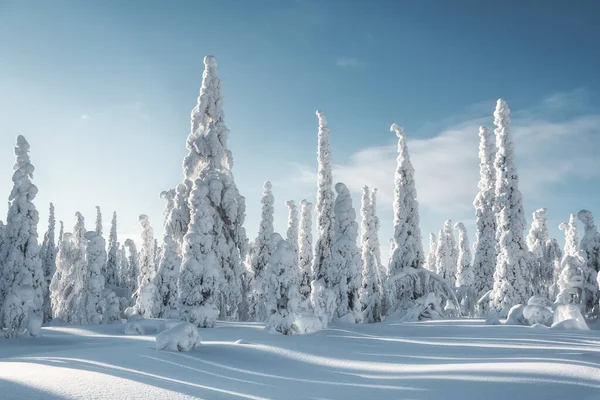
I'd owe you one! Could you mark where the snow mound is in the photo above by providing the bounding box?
[397,293,445,322]
[124,319,177,335]
[156,322,202,352]
[505,304,527,325]
[530,323,550,329]
[551,304,589,330]
[294,313,323,334]
[336,313,357,324]
[485,315,501,325]
[527,296,551,308]
[522,304,553,326]
[235,339,250,344]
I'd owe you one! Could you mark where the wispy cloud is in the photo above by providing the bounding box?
[80,114,90,120]
[336,57,365,69]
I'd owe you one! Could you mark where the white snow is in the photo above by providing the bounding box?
[1,319,598,399]
[155,322,202,352]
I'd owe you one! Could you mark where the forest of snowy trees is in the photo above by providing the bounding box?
[1,56,599,338]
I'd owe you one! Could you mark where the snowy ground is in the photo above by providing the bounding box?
[1,319,599,400]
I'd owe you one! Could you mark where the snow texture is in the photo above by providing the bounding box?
[155,322,202,352]
[490,99,530,317]
[359,185,383,323]
[40,203,56,323]
[472,126,497,299]
[298,199,313,310]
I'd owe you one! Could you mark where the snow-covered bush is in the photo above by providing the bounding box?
[156,322,202,352]
[551,304,589,330]
[505,304,527,325]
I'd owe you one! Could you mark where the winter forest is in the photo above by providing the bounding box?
[1,55,598,339]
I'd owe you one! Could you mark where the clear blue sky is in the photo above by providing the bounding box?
[1,0,599,255]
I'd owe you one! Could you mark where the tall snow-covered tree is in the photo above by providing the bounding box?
[160,189,176,227]
[298,199,313,308]
[387,124,425,308]
[435,221,458,287]
[58,221,64,245]
[179,180,220,328]
[311,110,337,326]
[490,99,530,316]
[560,214,579,257]
[132,215,159,318]
[576,210,600,315]
[179,56,247,319]
[359,185,382,323]
[40,202,57,323]
[165,182,192,248]
[526,208,549,258]
[265,233,301,335]
[0,136,45,336]
[526,208,553,297]
[123,239,139,296]
[50,232,73,320]
[332,182,361,319]
[95,206,103,236]
[75,231,107,324]
[425,233,437,273]
[105,212,119,288]
[472,126,497,298]
[155,235,181,319]
[545,238,564,299]
[454,222,472,288]
[285,200,299,264]
[248,181,275,321]
[369,188,385,284]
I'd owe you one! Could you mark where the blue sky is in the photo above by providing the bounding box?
[1,0,599,256]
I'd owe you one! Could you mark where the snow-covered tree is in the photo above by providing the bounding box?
[285,200,299,264]
[40,202,56,323]
[74,231,107,324]
[490,99,530,316]
[311,110,337,326]
[165,182,192,248]
[248,181,275,321]
[95,206,103,236]
[424,233,437,273]
[332,182,361,319]
[58,221,64,245]
[387,124,425,309]
[576,210,600,315]
[472,126,497,298]
[179,180,220,328]
[0,136,45,336]
[560,214,579,257]
[178,56,248,319]
[455,222,472,288]
[359,186,382,323]
[123,239,139,296]
[545,238,564,299]
[155,235,181,319]
[265,233,301,335]
[132,216,160,318]
[105,212,119,288]
[160,189,176,227]
[555,251,587,309]
[298,199,313,308]
[525,208,553,297]
[435,221,458,287]
[526,208,549,258]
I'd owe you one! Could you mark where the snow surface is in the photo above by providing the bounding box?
[1,319,599,399]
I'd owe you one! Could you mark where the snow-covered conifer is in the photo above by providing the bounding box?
[435,221,457,287]
[425,233,437,273]
[359,186,382,323]
[545,238,564,299]
[285,200,299,263]
[105,212,119,288]
[0,136,45,336]
[75,231,106,324]
[576,210,600,315]
[560,214,579,257]
[132,216,160,318]
[472,126,496,298]
[298,200,313,307]
[95,206,103,236]
[527,208,549,258]
[41,203,56,322]
[265,233,300,335]
[160,189,176,226]
[387,124,425,309]
[58,221,64,245]
[525,208,553,297]
[455,222,472,288]
[490,99,530,316]
[249,181,275,321]
[165,182,192,248]
[332,182,361,319]
[310,110,337,326]
[155,235,181,318]
[124,239,139,295]
[179,180,220,328]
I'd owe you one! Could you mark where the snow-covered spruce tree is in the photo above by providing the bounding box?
[179,56,248,319]
[545,238,564,299]
[310,110,337,326]
[123,239,139,297]
[332,182,361,320]
[41,202,57,323]
[490,99,530,317]
[359,185,382,323]
[472,126,497,299]
[525,208,553,297]
[179,181,220,328]
[560,214,579,257]
[386,124,425,304]
[95,206,103,236]
[368,188,388,316]
[435,221,458,287]
[105,212,119,288]
[265,233,301,335]
[160,189,176,227]
[576,210,600,315]
[75,231,107,324]
[155,235,181,319]
[424,233,437,273]
[248,181,275,321]
[49,232,73,319]
[0,136,45,336]
[455,222,472,288]
[298,199,313,309]
[165,182,192,248]
[132,215,159,318]
[555,251,587,309]
[285,200,299,264]
[58,221,64,246]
